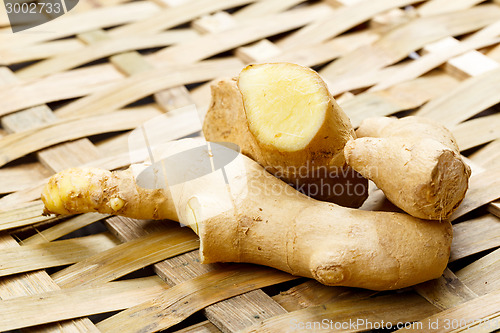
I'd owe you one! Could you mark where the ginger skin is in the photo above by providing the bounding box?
[344,116,471,220]
[42,166,177,221]
[41,139,452,290]
[203,63,368,208]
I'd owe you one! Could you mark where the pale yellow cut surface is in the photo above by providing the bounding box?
[238,63,329,152]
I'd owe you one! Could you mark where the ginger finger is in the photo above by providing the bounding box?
[344,116,471,220]
[42,166,177,221]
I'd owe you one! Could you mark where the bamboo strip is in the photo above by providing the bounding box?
[417,67,500,128]
[0,233,118,277]
[0,1,161,48]
[0,236,99,332]
[0,276,170,331]
[106,217,290,332]
[203,291,289,332]
[321,5,500,78]
[0,162,50,194]
[82,0,132,7]
[37,139,102,173]
[94,131,132,156]
[0,234,56,297]
[421,37,500,81]
[87,150,144,171]
[0,70,100,333]
[85,106,203,166]
[105,216,180,242]
[487,42,500,62]
[52,228,199,288]
[271,30,380,69]
[451,168,500,221]
[139,0,198,117]
[96,266,296,333]
[241,293,439,333]
[0,72,59,202]
[174,321,221,333]
[488,202,500,219]
[0,39,84,66]
[17,30,199,79]
[1,105,57,132]
[75,20,194,133]
[109,0,257,37]
[369,35,500,92]
[0,183,46,211]
[341,72,459,127]
[151,4,331,64]
[395,290,500,332]
[234,0,306,19]
[2,16,172,331]
[0,108,162,168]
[153,85,194,112]
[19,104,202,175]
[6,104,101,174]
[0,201,56,231]
[370,7,415,29]
[0,0,8,27]
[271,280,375,312]
[414,269,478,311]
[1,53,132,252]
[192,2,337,111]
[187,83,214,118]
[470,139,500,169]
[0,22,257,118]
[1,1,499,330]
[456,248,500,296]
[165,3,332,115]
[328,64,403,95]
[327,0,363,7]
[0,64,124,117]
[465,158,491,178]
[54,58,242,118]
[109,52,158,79]
[453,113,500,151]
[192,11,238,34]
[450,214,500,262]
[193,12,274,73]
[22,213,109,245]
[418,0,486,17]
[0,68,104,176]
[278,0,420,49]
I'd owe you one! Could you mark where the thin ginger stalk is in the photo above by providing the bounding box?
[344,116,471,220]
[42,139,452,290]
[203,63,368,208]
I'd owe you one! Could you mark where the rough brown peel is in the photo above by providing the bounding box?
[42,139,452,290]
[344,116,471,220]
[42,166,177,221]
[203,63,368,208]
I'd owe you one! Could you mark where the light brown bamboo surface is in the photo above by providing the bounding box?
[0,0,499,332]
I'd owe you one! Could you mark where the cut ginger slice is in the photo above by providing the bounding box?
[238,63,330,152]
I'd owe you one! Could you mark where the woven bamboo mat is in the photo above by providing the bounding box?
[0,0,500,332]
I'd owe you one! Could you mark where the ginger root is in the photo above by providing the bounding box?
[344,116,471,220]
[203,63,368,208]
[42,139,452,290]
[42,166,177,221]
